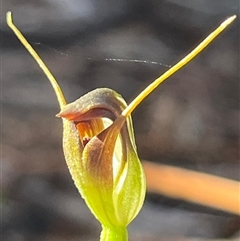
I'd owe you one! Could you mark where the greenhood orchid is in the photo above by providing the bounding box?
[7,12,236,241]
[57,88,146,231]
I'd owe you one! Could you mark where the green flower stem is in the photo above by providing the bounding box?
[100,226,128,241]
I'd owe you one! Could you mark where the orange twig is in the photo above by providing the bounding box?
[143,161,240,215]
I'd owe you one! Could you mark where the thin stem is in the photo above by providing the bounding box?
[122,15,236,118]
[6,12,66,109]
[100,226,128,241]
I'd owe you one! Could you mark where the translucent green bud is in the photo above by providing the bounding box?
[57,88,146,229]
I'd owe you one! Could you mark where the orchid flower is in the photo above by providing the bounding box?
[7,12,236,241]
[57,88,146,237]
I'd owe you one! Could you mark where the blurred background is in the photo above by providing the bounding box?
[1,0,239,240]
